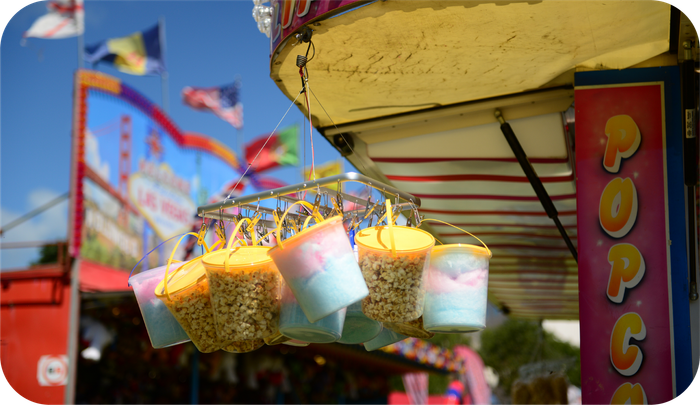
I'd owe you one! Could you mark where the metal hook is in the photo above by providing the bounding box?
[197,220,208,246]
[409,200,422,227]
[216,207,227,241]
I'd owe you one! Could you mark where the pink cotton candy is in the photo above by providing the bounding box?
[425,268,488,294]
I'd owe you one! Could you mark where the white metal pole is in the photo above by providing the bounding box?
[77,0,84,69]
[66,2,84,402]
[77,33,83,69]
[64,258,82,404]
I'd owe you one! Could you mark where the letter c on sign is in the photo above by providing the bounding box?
[599,178,638,238]
[610,382,647,405]
[610,312,646,377]
[604,115,641,173]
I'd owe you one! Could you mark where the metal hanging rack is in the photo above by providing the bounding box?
[197,172,422,229]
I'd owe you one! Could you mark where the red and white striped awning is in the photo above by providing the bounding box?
[322,88,579,320]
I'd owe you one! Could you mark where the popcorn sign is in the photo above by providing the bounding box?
[576,82,675,404]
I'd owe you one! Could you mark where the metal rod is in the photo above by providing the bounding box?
[682,41,697,186]
[200,201,415,225]
[682,40,698,300]
[198,172,420,216]
[0,240,67,249]
[0,192,69,236]
[64,258,81,405]
[688,188,698,301]
[494,109,578,262]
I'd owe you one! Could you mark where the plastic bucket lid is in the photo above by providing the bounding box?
[363,327,408,351]
[355,225,434,253]
[280,324,341,343]
[264,331,291,346]
[384,317,435,339]
[432,243,492,258]
[155,258,207,298]
[201,246,273,269]
[282,339,310,347]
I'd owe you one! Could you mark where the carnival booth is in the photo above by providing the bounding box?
[258,0,699,403]
[3,2,698,404]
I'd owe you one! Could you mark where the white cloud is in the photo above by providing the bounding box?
[0,188,69,270]
[85,130,110,180]
[543,320,580,347]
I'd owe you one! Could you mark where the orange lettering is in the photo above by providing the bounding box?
[610,313,646,377]
[607,244,645,303]
[610,382,647,404]
[271,2,281,42]
[604,115,641,173]
[297,0,312,17]
[281,0,296,29]
[599,177,638,238]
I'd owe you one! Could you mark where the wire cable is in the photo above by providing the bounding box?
[309,88,371,175]
[223,90,304,203]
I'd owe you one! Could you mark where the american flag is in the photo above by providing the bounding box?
[182,83,243,129]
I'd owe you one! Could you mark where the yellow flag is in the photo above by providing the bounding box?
[303,160,344,190]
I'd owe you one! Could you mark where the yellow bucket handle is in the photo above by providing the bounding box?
[227,218,252,249]
[164,232,213,301]
[274,200,325,249]
[219,219,253,274]
[209,239,224,251]
[386,200,397,257]
[421,218,492,258]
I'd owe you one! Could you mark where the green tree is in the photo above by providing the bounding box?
[31,243,68,265]
[478,318,580,397]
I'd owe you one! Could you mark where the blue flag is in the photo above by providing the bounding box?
[85,24,165,76]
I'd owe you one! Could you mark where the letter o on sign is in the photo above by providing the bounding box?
[599,177,638,238]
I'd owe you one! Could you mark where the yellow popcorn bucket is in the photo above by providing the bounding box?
[222,338,265,353]
[201,218,282,344]
[355,200,435,323]
[155,233,226,353]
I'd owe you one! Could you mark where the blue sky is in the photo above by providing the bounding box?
[1,0,347,269]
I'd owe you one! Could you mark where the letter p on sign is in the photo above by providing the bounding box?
[604,115,641,173]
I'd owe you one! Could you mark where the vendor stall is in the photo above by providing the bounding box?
[262,0,699,402]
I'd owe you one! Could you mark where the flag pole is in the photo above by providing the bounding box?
[237,128,244,159]
[235,77,243,159]
[77,30,83,69]
[159,16,169,113]
[66,2,85,403]
[77,0,84,68]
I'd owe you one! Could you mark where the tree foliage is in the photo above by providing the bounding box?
[478,318,580,397]
[31,243,68,265]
